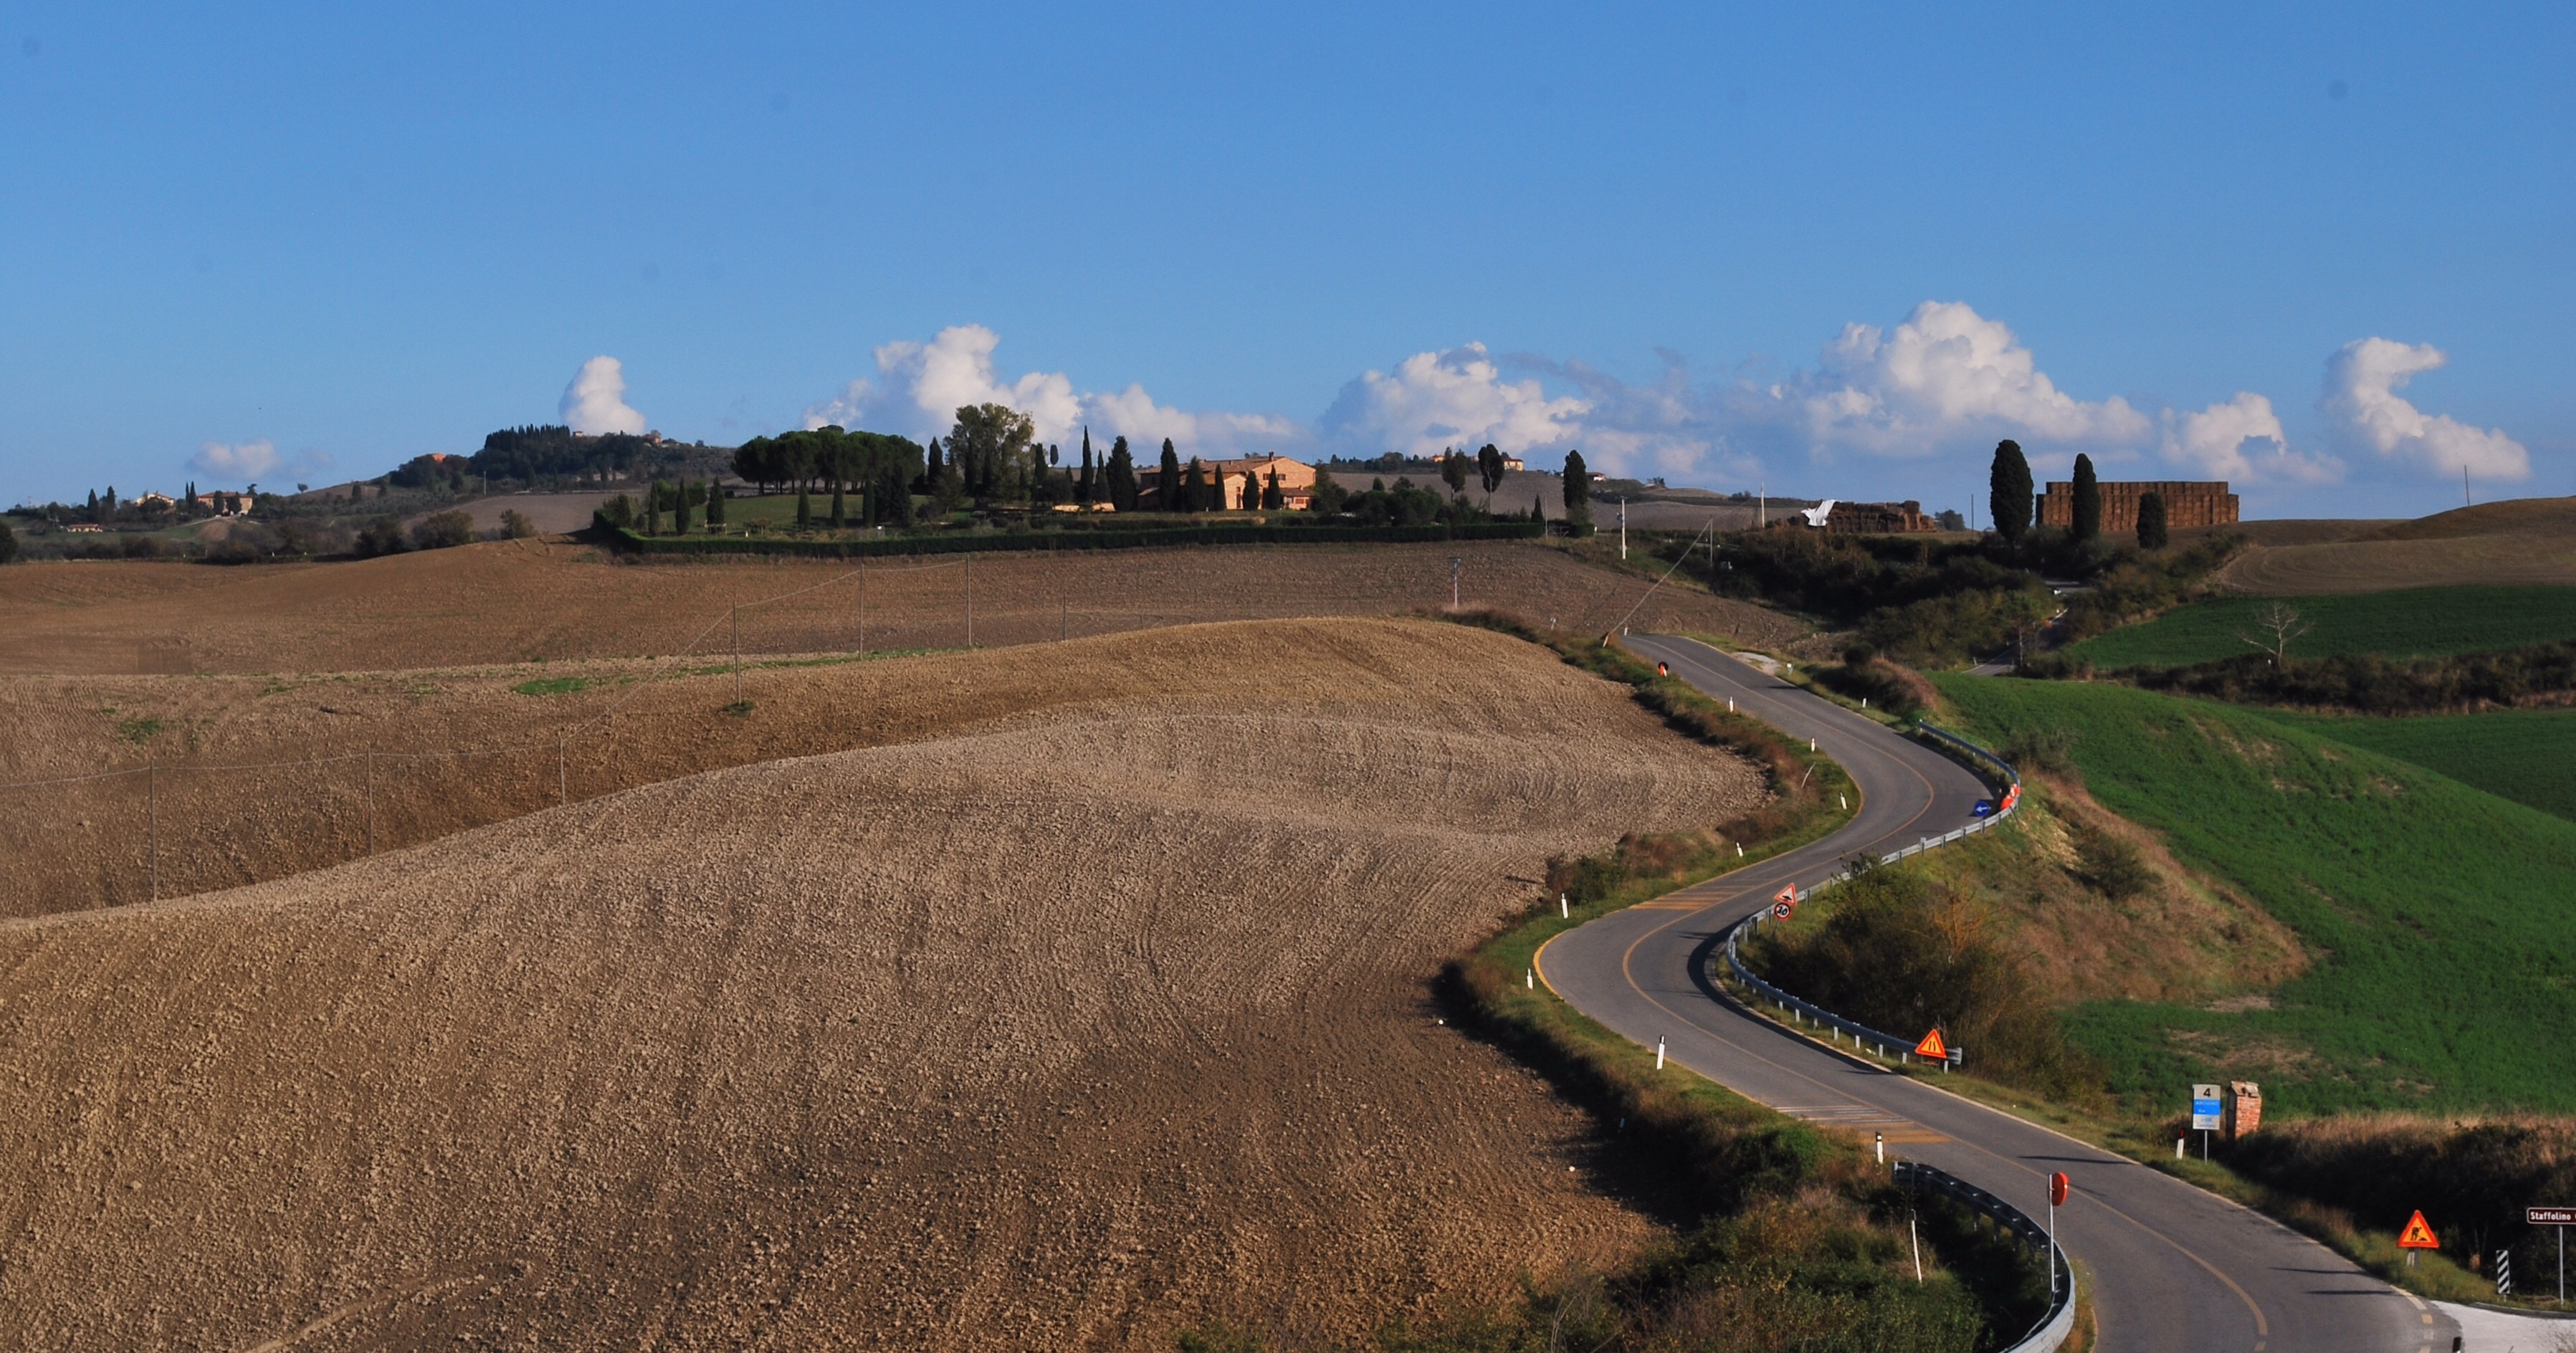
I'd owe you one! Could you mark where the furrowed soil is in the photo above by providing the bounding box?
[0,618,1767,1351]
[0,537,1796,676]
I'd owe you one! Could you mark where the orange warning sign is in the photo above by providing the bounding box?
[2398,1210,2439,1249]
[1914,1028,1949,1060]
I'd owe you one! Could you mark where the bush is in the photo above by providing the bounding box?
[2074,829,2155,901]
[2001,725,2076,774]
[600,519,1545,559]
[410,511,474,550]
[1749,863,2096,1096]
[354,515,407,558]
[0,518,16,565]
[499,508,538,539]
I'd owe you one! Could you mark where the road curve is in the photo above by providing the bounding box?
[1540,636,2448,1353]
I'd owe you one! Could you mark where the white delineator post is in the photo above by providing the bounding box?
[1655,1036,1665,1071]
[1560,893,1568,919]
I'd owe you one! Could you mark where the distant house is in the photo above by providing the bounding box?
[65,522,104,532]
[2037,480,2237,531]
[1138,455,1318,510]
[1500,455,1525,472]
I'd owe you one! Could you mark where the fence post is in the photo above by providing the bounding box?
[364,751,375,855]
[148,760,158,902]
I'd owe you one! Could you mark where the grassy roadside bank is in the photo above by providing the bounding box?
[1261,619,2056,1352]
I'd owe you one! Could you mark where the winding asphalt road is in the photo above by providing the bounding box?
[1538,636,2451,1353]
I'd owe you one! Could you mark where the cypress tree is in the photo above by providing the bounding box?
[919,436,941,494]
[1560,450,1592,534]
[1077,429,1095,505]
[1181,458,1208,512]
[831,481,846,528]
[706,479,726,528]
[796,487,812,529]
[2070,452,2102,542]
[2136,491,2169,550]
[674,479,693,534]
[1158,439,1180,510]
[1988,440,2033,543]
[1240,472,1257,511]
[1107,436,1138,511]
[1262,470,1284,510]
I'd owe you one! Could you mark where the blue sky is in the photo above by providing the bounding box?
[2,2,2567,518]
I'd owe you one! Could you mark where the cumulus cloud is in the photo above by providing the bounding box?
[2320,337,2527,479]
[2160,392,2342,484]
[1315,343,1590,462]
[1778,300,2152,456]
[560,355,648,436]
[189,439,282,481]
[806,325,1296,454]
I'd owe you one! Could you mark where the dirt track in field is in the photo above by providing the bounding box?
[0,537,1795,676]
[0,619,1765,1352]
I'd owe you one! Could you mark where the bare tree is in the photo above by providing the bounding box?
[2238,602,2313,667]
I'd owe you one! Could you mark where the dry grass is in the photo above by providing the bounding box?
[0,618,1768,1352]
[0,538,1800,676]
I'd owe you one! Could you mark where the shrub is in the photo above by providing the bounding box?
[1748,863,2096,1096]
[410,510,474,550]
[499,508,538,538]
[2074,828,2155,901]
[354,515,408,558]
[2002,725,2076,774]
[0,518,16,565]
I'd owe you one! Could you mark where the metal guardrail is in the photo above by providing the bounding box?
[1718,719,2023,1066]
[1897,1160,2076,1353]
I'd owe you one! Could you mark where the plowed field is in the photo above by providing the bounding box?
[0,619,1766,1350]
[0,538,1795,676]
[2215,497,2576,594]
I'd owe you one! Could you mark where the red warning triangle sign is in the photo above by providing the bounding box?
[1774,882,1798,907]
[1913,1028,1948,1059]
[2398,1210,2439,1249]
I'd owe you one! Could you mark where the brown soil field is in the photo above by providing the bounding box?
[0,539,1797,677]
[0,619,1763,1351]
[2215,497,2576,594]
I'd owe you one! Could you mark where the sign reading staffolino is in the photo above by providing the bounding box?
[2529,1206,2576,1226]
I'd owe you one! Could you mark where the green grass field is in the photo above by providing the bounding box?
[2254,707,2576,824]
[2064,584,2576,669]
[1935,675,2576,1117]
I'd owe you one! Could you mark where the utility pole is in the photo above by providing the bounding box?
[1757,484,1765,529]
[2466,464,2473,507]
[1619,497,1627,560]
[1449,555,1461,609]
[147,760,158,902]
[732,606,743,707]
[966,558,974,649]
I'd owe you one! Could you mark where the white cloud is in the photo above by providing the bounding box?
[560,355,649,436]
[189,439,281,482]
[1781,300,2151,456]
[2160,392,2342,484]
[806,324,1296,454]
[1315,343,1589,462]
[2320,337,2527,479]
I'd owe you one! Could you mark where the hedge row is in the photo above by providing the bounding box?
[596,517,1545,558]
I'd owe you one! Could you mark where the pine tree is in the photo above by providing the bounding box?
[2071,453,2102,542]
[2136,491,2169,550]
[1158,439,1180,510]
[1988,440,2033,543]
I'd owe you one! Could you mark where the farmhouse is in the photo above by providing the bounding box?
[1138,456,1317,510]
[2038,479,2237,531]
